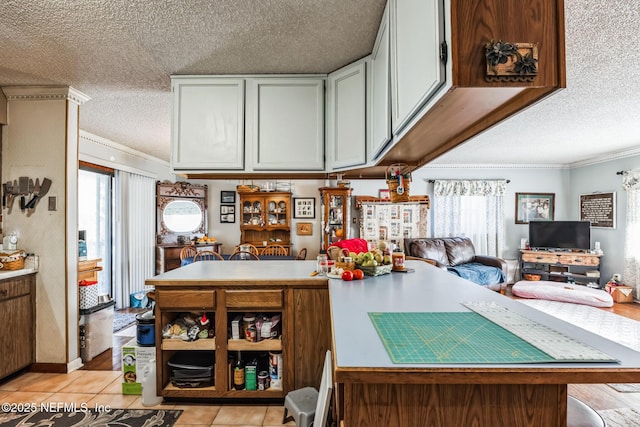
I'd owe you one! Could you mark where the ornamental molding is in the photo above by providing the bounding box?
[2,86,91,105]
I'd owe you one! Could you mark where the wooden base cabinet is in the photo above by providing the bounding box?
[0,273,36,379]
[154,284,330,399]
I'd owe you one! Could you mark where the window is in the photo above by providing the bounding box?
[432,180,506,257]
[79,164,113,297]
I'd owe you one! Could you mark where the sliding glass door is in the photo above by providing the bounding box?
[78,166,113,297]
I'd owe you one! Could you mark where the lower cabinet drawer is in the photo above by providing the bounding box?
[557,255,600,266]
[0,279,31,301]
[226,290,283,308]
[157,290,215,309]
[521,253,559,264]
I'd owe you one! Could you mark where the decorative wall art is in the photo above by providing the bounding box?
[580,192,616,228]
[293,197,315,218]
[515,193,555,224]
[220,205,235,223]
[296,222,313,236]
[221,190,236,204]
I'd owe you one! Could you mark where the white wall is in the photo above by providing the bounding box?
[2,87,86,368]
[568,154,640,283]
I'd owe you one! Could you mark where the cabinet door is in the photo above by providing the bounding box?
[249,78,324,171]
[1,294,33,378]
[369,2,392,161]
[327,61,367,170]
[390,0,446,135]
[293,288,331,389]
[171,77,245,170]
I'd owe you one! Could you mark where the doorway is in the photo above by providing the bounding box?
[78,162,113,297]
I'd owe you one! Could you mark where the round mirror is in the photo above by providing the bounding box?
[162,200,203,232]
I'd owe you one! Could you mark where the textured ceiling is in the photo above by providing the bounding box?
[1,0,639,167]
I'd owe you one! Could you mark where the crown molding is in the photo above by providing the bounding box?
[568,145,640,169]
[1,86,91,105]
[79,130,169,166]
[421,163,569,170]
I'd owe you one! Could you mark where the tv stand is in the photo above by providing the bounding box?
[519,250,601,286]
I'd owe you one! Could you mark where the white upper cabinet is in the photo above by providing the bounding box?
[248,78,325,171]
[327,60,367,170]
[369,2,391,162]
[171,77,245,170]
[390,0,446,135]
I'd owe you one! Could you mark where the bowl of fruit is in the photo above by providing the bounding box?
[352,249,393,276]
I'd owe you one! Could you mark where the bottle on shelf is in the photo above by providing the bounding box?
[233,351,245,390]
[245,358,258,391]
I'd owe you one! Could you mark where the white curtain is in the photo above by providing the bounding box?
[433,180,506,257]
[113,171,156,309]
[622,170,640,300]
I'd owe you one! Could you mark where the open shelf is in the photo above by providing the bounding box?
[228,338,282,352]
[161,338,216,351]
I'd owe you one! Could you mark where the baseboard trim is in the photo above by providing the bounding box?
[30,363,70,373]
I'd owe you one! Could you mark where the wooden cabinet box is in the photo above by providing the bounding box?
[240,192,291,253]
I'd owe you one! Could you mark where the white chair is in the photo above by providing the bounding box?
[282,349,333,427]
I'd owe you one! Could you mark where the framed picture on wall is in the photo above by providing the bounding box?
[296,222,313,236]
[220,205,235,223]
[293,197,315,218]
[221,191,236,204]
[515,193,555,224]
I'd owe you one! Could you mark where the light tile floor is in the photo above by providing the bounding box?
[0,372,295,426]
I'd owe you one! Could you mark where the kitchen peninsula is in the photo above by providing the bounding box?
[147,261,640,426]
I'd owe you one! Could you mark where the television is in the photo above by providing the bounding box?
[528,221,591,251]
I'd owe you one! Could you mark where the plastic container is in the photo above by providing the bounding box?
[136,311,156,347]
[141,358,162,406]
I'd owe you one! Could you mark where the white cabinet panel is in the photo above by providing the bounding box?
[250,78,324,171]
[171,77,244,170]
[327,61,367,170]
[390,0,445,135]
[369,2,391,161]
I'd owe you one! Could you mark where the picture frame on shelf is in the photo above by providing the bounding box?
[296,222,313,236]
[221,190,236,204]
[379,189,391,201]
[293,197,315,218]
[515,193,555,224]
[220,205,235,223]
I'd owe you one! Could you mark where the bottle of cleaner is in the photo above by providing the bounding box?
[141,358,163,406]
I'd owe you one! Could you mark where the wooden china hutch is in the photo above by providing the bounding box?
[240,191,292,255]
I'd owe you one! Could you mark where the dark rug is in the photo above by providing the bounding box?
[113,312,138,333]
[0,409,182,427]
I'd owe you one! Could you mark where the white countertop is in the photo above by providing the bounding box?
[0,268,37,280]
[146,259,325,286]
[329,260,640,372]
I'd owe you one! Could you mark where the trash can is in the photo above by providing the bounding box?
[79,300,115,362]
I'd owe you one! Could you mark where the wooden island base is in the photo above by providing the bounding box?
[339,383,566,426]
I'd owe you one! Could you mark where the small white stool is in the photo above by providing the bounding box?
[282,387,318,427]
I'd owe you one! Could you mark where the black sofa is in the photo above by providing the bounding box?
[404,237,507,292]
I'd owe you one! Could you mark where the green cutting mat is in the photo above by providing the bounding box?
[368,312,555,364]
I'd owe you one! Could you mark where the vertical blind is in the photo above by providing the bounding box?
[113,171,156,309]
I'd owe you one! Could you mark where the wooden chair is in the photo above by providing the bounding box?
[295,248,307,260]
[194,250,224,261]
[260,244,288,256]
[228,251,260,261]
[180,245,197,261]
[232,244,259,256]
